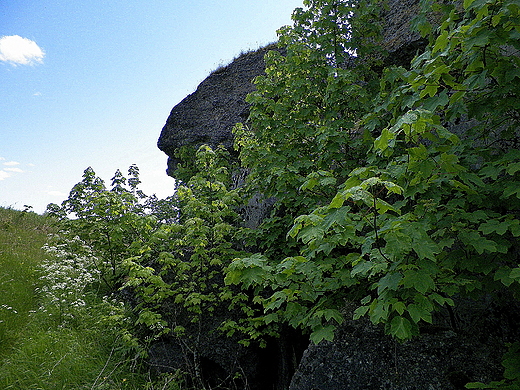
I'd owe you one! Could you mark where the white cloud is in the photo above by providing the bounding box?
[0,171,11,180]
[0,161,25,179]
[4,167,23,173]
[0,35,45,66]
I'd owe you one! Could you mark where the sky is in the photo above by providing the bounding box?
[0,0,303,214]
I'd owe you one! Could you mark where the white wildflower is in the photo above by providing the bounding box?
[38,234,103,321]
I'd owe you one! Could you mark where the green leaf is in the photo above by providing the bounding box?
[464,382,494,389]
[323,309,344,324]
[430,293,454,307]
[351,260,375,278]
[329,193,345,209]
[288,220,303,238]
[407,303,433,324]
[390,316,413,340]
[403,270,436,294]
[298,225,325,244]
[464,71,488,89]
[460,231,498,254]
[510,268,520,281]
[403,223,441,260]
[413,239,441,261]
[463,0,476,9]
[471,237,498,254]
[384,229,413,257]
[393,301,406,315]
[382,180,403,195]
[433,31,449,53]
[310,324,335,344]
[466,29,492,48]
[370,299,390,323]
[374,128,395,152]
[322,206,352,230]
[264,313,279,324]
[346,186,374,206]
[507,162,520,175]
[377,272,403,295]
[479,219,511,235]
[495,267,515,287]
[353,305,369,320]
[511,221,520,237]
[423,91,449,111]
[391,110,419,133]
[503,183,520,199]
[375,198,398,214]
[265,291,287,311]
[420,84,439,98]
[449,179,476,194]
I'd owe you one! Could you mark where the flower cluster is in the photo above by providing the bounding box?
[38,234,102,320]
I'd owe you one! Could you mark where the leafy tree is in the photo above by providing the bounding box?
[234,0,382,259]
[116,145,272,390]
[227,0,520,347]
[47,165,161,291]
[229,0,389,343]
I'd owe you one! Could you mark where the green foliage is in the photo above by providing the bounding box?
[46,165,178,346]
[229,0,388,343]
[122,146,249,330]
[0,208,166,390]
[47,164,163,291]
[233,0,383,265]
[45,146,258,383]
[9,0,519,385]
[227,0,520,346]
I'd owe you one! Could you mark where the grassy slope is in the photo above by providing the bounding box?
[0,207,180,390]
[0,207,52,353]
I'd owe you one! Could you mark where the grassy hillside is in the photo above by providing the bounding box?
[0,207,181,390]
[0,207,52,353]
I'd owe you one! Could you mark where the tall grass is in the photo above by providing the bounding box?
[0,207,183,390]
[0,206,51,352]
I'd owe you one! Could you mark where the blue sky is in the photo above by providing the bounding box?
[0,0,303,213]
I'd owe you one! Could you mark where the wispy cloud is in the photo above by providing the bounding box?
[0,35,45,66]
[0,159,28,180]
[4,167,23,173]
[0,171,11,180]
[3,161,20,166]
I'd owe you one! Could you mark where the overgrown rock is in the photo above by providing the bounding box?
[155,1,519,389]
[157,44,282,177]
[290,296,520,390]
[157,0,431,178]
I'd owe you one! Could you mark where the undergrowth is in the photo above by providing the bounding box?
[0,207,183,390]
